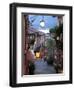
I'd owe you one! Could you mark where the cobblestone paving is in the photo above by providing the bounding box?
[34,59,56,74]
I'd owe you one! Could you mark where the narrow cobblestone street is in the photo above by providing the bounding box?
[34,59,56,74]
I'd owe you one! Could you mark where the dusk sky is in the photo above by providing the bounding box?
[28,15,58,30]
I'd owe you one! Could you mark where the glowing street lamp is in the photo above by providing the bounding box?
[40,20,45,27]
[40,16,45,27]
[57,36,60,40]
[35,52,40,58]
